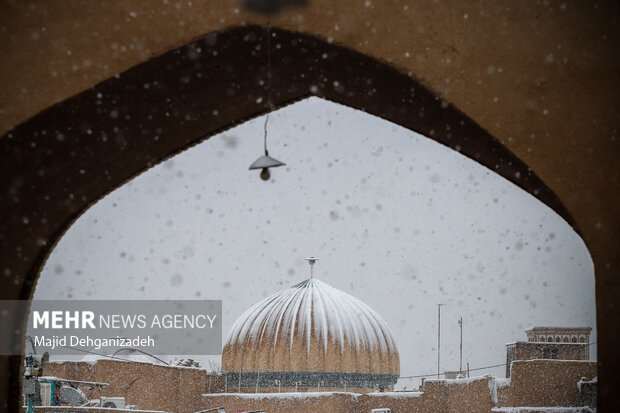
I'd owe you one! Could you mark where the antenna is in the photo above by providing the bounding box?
[437,303,443,379]
[304,257,318,279]
[458,317,463,374]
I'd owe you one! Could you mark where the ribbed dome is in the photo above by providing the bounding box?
[221,278,399,379]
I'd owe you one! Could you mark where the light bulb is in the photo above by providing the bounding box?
[260,168,271,181]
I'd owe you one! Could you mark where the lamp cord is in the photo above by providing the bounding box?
[264,113,269,155]
[264,21,272,156]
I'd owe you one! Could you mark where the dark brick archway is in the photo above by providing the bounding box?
[0,25,578,408]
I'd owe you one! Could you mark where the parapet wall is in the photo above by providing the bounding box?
[506,359,597,408]
[201,376,494,413]
[201,392,358,413]
[43,359,596,413]
[44,359,223,413]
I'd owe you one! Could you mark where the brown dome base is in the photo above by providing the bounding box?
[224,371,398,392]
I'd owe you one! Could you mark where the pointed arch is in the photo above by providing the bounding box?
[0,25,577,406]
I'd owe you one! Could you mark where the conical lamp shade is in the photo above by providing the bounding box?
[248,154,286,170]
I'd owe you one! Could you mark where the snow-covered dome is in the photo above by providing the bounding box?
[221,278,399,390]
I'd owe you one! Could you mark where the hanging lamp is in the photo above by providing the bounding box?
[249,22,286,181]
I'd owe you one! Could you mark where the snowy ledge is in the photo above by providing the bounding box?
[424,375,491,386]
[49,357,215,371]
[513,359,594,364]
[202,391,359,399]
[494,378,511,388]
[202,391,424,399]
[39,376,109,387]
[29,406,168,412]
[492,407,594,413]
[365,391,423,398]
[506,342,588,346]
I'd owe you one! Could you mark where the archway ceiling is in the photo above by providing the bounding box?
[0,0,619,408]
[1,1,618,251]
[0,24,575,298]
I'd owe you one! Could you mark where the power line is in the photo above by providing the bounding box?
[55,340,598,379]
[399,363,506,379]
[400,341,598,380]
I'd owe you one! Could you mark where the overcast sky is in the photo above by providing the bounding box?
[33,97,596,388]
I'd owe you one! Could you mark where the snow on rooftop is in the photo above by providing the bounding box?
[52,350,211,371]
[508,341,588,346]
[203,391,360,399]
[513,359,593,364]
[225,278,398,355]
[365,391,423,398]
[492,408,594,413]
[23,407,168,412]
[203,391,421,400]
[39,376,109,386]
[525,326,592,331]
[78,350,168,366]
[425,375,491,386]
[494,378,511,388]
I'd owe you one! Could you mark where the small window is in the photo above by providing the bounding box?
[548,337,554,342]
[542,348,550,359]
[551,349,559,359]
[572,337,577,343]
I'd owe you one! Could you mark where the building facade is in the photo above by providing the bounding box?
[526,327,591,349]
[42,357,597,413]
[506,326,591,377]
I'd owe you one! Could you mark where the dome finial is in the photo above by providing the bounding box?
[304,257,318,279]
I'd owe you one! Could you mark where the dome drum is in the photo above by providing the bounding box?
[224,371,399,391]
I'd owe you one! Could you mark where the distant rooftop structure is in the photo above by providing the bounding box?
[506,326,592,377]
[525,326,592,345]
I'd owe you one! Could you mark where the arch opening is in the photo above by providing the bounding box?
[0,24,591,407]
[30,97,597,392]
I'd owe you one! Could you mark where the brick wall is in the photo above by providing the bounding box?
[44,359,223,413]
[201,376,494,413]
[507,360,597,407]
[43,359,596,412]
[201,392,356,413]
[507,342,589,377]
